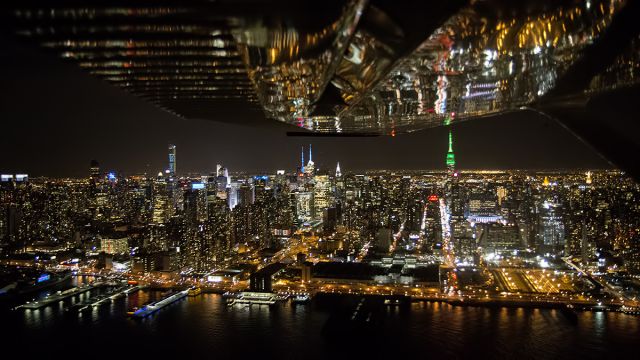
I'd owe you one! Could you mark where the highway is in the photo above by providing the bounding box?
[439,198,455,267]
[563,257,640,307]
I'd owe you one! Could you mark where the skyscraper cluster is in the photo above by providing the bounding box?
[1,143,640,284]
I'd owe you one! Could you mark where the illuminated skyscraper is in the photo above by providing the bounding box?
[313,174,332,220]
[168,144,177,178]
[238,184,254,206]
[446,130,456,176]
[185,183,208,224]
[224,168,231,185]
[540,200,566,252]
[216,171,228,199]
[335,162,345,201]
[227,182,240,210]
[305,144,315,176]
[151,173,170,225]
[89,160,100,182]
[295,192,314,223]
[300,146,305,173]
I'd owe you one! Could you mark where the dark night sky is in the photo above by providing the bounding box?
[0,35,612,178]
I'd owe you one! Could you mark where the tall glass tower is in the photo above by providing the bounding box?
[168,144,177,177]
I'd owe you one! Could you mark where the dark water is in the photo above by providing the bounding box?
[4,279,639,359]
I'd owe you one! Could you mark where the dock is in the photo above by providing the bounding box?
[65,285,141,313]
[17,282,104,310]
[109,285,142,300]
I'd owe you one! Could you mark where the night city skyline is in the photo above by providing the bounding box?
[2,1,639,359]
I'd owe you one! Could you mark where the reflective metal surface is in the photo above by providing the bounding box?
[589,35,640,92]
[233,0,366,121]
[332,0,635,134]
[3,0,639,133]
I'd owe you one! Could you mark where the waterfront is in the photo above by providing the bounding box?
[5,285,639,359]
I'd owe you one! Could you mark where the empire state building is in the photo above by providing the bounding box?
[446,130,456,176]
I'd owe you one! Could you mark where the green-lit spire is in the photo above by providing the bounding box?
[446,129,456,172]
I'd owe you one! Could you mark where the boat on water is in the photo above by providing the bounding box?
[560,304,579,324]
[65,303,92,313]
[126,307,139,316]
[130,290,189,318]
[291,294,311,304]
[187,287,202,297]
[620,305,640,315]
[384,299,401,306]
[227,292,281,306]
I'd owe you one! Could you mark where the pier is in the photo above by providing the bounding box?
[17,282,104,310]
[65,285,141,313]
